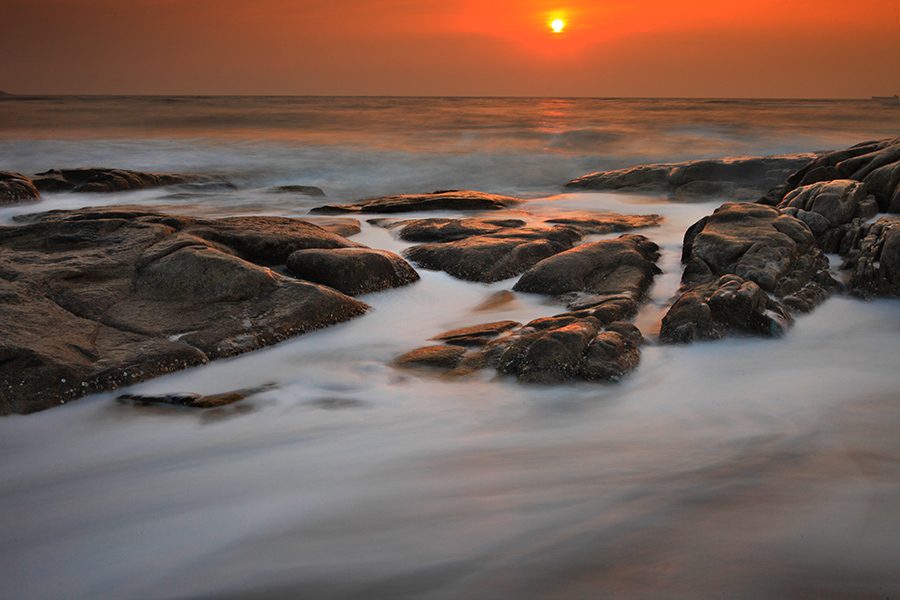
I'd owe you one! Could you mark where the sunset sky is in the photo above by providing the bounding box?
[2,0,899,97]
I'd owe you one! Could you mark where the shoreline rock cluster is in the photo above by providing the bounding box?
[3,137,900,414]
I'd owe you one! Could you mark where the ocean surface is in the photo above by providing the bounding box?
[1,96,900,599]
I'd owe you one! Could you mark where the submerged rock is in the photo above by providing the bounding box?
[29,168,230,194]
[267,185,326,196]
[0,171,41,205]
[565,154,817,200]
[0,206,373,414]
[309,190,523,214]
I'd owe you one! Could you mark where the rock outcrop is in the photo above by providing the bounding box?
[841,216,900,297]
[285,248,420,296]
[309,190,523,214]
[0,206,396,414]
[659,203,836,343]
[565,154,817,200]
[29,168,230,194]
[0,172,41,205]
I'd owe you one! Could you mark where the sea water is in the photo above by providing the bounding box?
[1,97,900,599]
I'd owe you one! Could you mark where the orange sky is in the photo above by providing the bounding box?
[2,0,899,96]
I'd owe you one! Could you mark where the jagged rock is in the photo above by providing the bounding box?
[268,185,326,196]
[0,206,371,414]
[776,179,878,252]
[403,226,583,283]
[566,154,817,200]
[285,248,420,295]
[762,137,900,212]
[0,172,40,205]
[843,216,900,297]
[29,168,229,194]
[309,190,522,214]
[660,203,835,344]
[513,234,661,302]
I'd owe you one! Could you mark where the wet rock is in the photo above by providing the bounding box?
[580,331,641,381]
[268,185,326,196]
[403,226,583,283]
[117,391,246,409]
[393,345,467,369]
[286,247,420,295]
[0,205,370,414]
[497,319,600,383]
[0,172,41,205]
[541,213,662,234]
[370,217,527,242]
[300,218,361,238]
[29,168,229,194]
[763,137,900,212]
[513,234,661,301]
[309,190,522,214]
[432,320,520,347]
[566,154,817,200]
[776,180,878,252]
[843,216,900,297]
[660,203,834,344]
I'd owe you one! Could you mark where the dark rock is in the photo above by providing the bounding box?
[285,248,420,295]
[0,172,41,205]
[776,180,877,252]
[370,217,527,242]
[497,319,600,383]
[403,226,582,283]
[393,345,467,369]
[309,190,522,214]
[0,206,370,414]
[300,218,361,238]
[843,216,900,297]
[605,320,645,346]
[432,320,520,342]
[117,391,245,409]
[29,168,229,194]
[580,331,641,381]
[566,154,817,200]
[268,185,326,196]
[513,234,661,301]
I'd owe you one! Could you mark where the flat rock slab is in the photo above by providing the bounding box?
[543,213,662,234]
[308,190,523,214]
[370,217,528,242]
[0,205,372,414]
[29,168,230,194]
[565,154,817,200]
[0,171,41,205]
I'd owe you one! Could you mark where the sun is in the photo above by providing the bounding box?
[550,19,565,33]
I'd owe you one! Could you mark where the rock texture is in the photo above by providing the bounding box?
[29,168,229,194]
[309,190,523,214]
[285,248,420,295]
[841,216,900,297]
[565,154,817,200]
[660,203,836,343]
[0,172,41,205]
[0,206,378,414]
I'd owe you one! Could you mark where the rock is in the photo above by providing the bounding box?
[776,180,877,252]
[580,331,641,381]
[763,137,900,212]
[117,391,245,409]
[513,234,661,301]
[0,206,371,414]
[541,213,662,234]
[268,185,326,196]
[285,248,420,295]
[403,226,583,283]
[660,203,834,344]
[300,218,361,238]
[431,320,520,347]
[29,168,229,194]
[393,345,467,369]
[309,190,523,214]
[0,172,41,205]
[566,154,817,200]
[497,319,600,383]
[370,217,527,242]
[843,216,900,297]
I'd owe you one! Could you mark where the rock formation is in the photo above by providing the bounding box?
[0,172,41,205]
[309,190,523,214]
[29,168,230,194]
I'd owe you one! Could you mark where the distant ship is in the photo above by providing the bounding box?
[872,94,900,102]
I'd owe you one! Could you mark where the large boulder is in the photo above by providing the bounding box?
[565,154,817,200]
[29,168,230,193]
[660,203,835,343]
[285,248,420,296]
[776,179,878,252]
[309,190,522,214]
[0,171,41,205]
[0,206,373,414]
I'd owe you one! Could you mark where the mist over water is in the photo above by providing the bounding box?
[1,97,900,599]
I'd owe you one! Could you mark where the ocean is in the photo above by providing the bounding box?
[1,96,900,599]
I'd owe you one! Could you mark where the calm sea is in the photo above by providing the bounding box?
[1,97,900,600]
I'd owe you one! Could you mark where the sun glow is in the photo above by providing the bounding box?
[550,18,565,32]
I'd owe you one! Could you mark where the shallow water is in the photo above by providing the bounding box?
[1,97,900,599]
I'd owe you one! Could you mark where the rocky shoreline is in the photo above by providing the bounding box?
[2,137,899,414]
